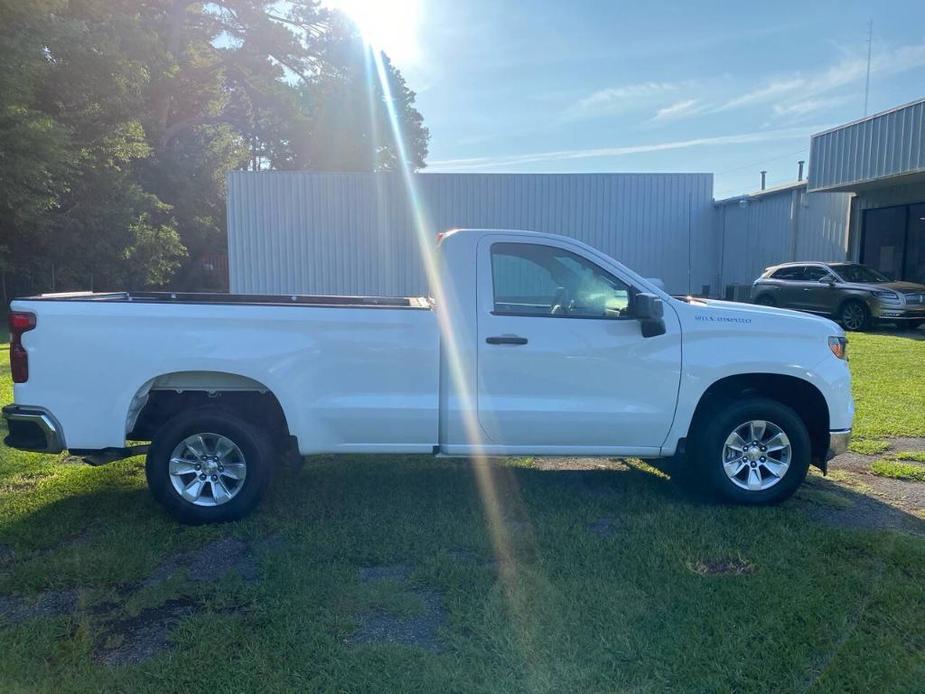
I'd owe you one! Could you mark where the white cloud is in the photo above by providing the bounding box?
[652,98,703,122]
[427,125,823,171]
[563,81,682,120]
[772,95,852,117]
[639,38,925,124]
[719,40,925,116]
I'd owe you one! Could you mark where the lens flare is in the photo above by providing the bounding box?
[366,47,526,590]
[328,0,422,64]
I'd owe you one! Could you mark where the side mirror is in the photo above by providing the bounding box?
[634,292,666,338]
[824,276,837,286]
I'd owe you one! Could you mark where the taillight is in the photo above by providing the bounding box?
[9,312,36,383]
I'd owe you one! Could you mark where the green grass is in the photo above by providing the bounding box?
[848,332,925,440]
[846,331,925,454]
[0,335,923,692]
[871,460,925,482]
[848,438,891,455]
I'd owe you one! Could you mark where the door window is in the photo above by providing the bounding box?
[802,266,831,282]
[770,266,805,280]
[490,243,631,318]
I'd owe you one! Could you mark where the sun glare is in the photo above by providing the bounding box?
[327,0,422,64]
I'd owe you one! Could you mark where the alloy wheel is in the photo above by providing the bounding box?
[841,303,866,331]
[168,433,247,506]
[721,420,791,491]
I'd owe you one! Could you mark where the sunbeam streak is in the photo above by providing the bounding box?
[367,47,522,589]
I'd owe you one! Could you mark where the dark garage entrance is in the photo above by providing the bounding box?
[862,203,925,284]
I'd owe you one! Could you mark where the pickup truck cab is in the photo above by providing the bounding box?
[4,229,853,523]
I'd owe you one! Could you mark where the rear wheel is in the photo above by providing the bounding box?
[839,300,870,331]
[146,407,273,524]
[691,397,810,505]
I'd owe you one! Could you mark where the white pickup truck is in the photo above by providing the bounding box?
[4,229,853,523]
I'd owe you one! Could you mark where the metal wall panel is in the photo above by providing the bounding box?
[228,171,716,296]
[715,186,851,289]
[808,98,925,191]
[795,188,852,261]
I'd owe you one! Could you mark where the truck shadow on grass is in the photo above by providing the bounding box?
[0,454,923,675]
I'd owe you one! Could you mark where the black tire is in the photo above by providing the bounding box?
[754,294,776,307]
[901,319,924,331]
[691,397,811,505]
[145,407,273,524]
[839,299,870,331]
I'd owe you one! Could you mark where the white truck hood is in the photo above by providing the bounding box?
[679,298,844,337]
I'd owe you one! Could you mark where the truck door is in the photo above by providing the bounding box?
[475,236,682,451]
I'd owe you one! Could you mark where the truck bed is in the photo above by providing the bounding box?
[19,291,432,310]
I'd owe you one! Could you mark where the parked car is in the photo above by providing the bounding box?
[751,262,925,331]
[4,229,853,523]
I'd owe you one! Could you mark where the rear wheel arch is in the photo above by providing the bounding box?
[126,371,292,447]
[687,373,830,465]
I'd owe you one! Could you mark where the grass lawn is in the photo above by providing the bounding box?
[0,333,923,692]
[847,331,925,445]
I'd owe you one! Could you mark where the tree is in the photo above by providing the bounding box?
[0,0,429,297]
[295,17,429,171]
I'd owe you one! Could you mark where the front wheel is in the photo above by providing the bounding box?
[146,407,273,524]
[839,300,870,331]
[691,397,810,505]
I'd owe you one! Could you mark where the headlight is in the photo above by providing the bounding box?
[828,335,847,359]
[872,289,900,302]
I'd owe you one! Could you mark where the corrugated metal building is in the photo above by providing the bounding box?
[809,97,925,284]
[227,171,716,296]
[225,98,924,298]
[714,182,852,293]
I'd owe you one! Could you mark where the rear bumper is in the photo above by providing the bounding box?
[2,405,65,453]
[827,429,851,460]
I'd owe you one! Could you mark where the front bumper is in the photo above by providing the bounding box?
[872,304,925,320]
[2,405,65,453]
[827,429,851,460]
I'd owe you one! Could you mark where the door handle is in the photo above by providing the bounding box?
[486,335,528,345]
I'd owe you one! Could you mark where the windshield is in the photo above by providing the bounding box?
[832,264,890,283]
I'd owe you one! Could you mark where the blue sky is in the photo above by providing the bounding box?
[361,0,925,198]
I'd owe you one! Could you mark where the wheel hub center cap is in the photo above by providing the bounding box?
[746,445,762,462]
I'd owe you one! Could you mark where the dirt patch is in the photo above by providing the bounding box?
[0,589,79,624]
[349,589,446,652]
[351,564,446,652]
[587,517,617,538]
[809,442,925,532]
[145,538,259,586]
[92,597,199,666]
[532,457,630,472]
[686,557,757,576]
[799,461,925,535]
[885,437,925,454]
